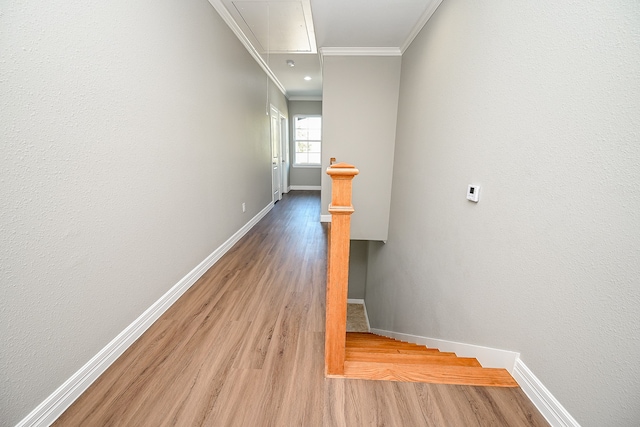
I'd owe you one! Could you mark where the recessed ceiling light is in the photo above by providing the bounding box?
[304,76,312,81]
[286,59,295,67]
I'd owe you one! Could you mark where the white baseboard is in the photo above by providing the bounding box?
[289,185,321,191]
[368,328,579,426]
[513,359,581,427]
[16,202,274,427]
[369,328,520,371]
[320,214,331,223]
[362,304,370,331]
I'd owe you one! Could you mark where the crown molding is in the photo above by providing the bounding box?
[400,0,444,53]
[320,47,402,57]
[288,95,323,101]
[207,0,287,96]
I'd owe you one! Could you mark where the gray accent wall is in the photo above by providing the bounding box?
[288,101,322,187]
[347,240,368,300]
[321,56,401,241]
[364,1,640,426]
[0,0,287,424]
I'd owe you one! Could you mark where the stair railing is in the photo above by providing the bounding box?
[325,162,359,376]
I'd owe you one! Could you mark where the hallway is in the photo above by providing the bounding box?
[54,191,547,426]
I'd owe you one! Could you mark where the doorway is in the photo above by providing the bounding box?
[270,105,282,203]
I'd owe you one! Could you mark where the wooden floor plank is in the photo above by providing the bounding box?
[53,191,547,427]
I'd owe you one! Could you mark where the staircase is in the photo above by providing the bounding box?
[324,163,518,388]
[341,332,517,387]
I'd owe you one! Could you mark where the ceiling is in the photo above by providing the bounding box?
[209,0,443,99]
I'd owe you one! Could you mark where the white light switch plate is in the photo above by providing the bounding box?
[467,185,480,202]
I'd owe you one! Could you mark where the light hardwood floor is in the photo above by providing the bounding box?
[54,191,548,426]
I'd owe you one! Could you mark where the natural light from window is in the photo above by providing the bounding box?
[294,115,321,166]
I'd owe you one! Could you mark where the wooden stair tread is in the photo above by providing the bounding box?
[347,333,421,344]
[346,332,403,341]
[346,351,481,367]
[346,333,433,350]
[343,361,518,387]
[346,340,427,350]
[346,342,433,351]
[345,347,453,356]
[347,333,417,343]
[345,347,456,357]
[345,352,481,367]
[338,332,518,387]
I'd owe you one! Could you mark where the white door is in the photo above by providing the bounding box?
[270,106,282,202]
[280,114,289,194]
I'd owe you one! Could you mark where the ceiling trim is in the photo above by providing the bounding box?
[288,95,322,101]
[207,0,287,96]
[320,47,402,57]
[399,0,444,54]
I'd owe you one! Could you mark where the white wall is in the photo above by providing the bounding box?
[365,1,640,426]
[0,0,286,424]
[321,55,401,241]
[288,100,322,187]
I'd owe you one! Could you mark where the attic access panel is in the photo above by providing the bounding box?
[231,1,316,53]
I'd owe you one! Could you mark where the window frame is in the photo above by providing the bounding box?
[292,114,322,168]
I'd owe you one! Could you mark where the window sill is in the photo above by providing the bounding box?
[292,164,322,168]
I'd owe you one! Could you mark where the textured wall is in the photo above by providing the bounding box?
[288,101,322,186]
[0,0,285,424]
[321,56,401,240]
[365,1,640,426]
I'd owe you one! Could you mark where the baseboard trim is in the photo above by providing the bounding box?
[15,202,274,427]
[369,328,519,371]
[362,304,370,332]
[289,185,321,191]
[512,359,581,427]
[320,214,331,223]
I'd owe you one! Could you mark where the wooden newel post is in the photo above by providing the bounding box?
[325,162,359,376]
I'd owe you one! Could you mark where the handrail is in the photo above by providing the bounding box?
[325,162,359,376]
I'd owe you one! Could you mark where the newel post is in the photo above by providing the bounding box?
[325,162,359,376]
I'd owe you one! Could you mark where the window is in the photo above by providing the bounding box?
[293,115,321,166]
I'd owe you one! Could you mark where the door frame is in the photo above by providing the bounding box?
[270,105,283,203]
